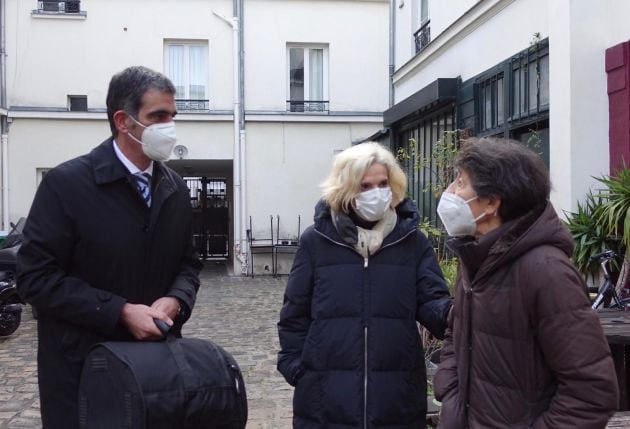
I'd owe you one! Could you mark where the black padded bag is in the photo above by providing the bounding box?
[78,338,247,429]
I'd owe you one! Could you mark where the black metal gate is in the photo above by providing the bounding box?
[184,177,229,260]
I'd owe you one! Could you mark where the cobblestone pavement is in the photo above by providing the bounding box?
[0,263,293,428]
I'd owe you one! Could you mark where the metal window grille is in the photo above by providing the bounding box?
[395,104,457,227]
[477,73,504,133]
[38,1,81,13]
[414,20,431,54]
[509,41,549,122]
[286,100,329,113]
[175,99,210,111]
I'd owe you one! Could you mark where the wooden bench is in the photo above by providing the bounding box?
[608,411,630,428]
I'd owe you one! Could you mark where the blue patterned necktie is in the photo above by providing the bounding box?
[134,172,152,207]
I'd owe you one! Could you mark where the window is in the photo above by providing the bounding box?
[413,0,430,53]
[395,104,457,226]
[164,41,209,111]
[37,1,81,13]
[477,74,504,132]
[511,42,549,119]
[287,45,329,112]
[466,39,550,164]
[68,95,87,112]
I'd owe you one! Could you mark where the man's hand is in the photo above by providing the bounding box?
[151,296,181,320]
[119,303,173,341]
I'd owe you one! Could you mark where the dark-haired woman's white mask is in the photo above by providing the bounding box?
[127,115,177,161]
[355,187,392,222]
[437,192,484,236]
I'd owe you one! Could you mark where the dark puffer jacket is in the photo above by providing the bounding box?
[277,199,452,428]
[434,202,618,429]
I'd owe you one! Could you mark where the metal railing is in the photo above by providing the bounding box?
[175,99,210,111]
[38,1,81,13]
[414,20,431,54]
[286,100,329,113]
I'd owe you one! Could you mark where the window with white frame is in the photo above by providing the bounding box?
[287,45,329,112]
[413,0,430,53]
[164,41,209,111]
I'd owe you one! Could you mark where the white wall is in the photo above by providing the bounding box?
[8,119,109,219]
[396,0,489,71]
[245,121,381,236]
[6,0,235,111]
[245,0,389,112]
[245,120,382,274]
[394,0,548,103]
[549,0,630,213]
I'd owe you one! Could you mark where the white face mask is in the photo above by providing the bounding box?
[354,187,392,222]
[127,115,177,161]
[437,192,485,237]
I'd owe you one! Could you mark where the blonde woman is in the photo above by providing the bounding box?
[277,142,452,428]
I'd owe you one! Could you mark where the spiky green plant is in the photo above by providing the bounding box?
[595,167,630,251]
[564,192,620,277]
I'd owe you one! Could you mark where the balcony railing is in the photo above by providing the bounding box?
[414,20,431,54]
[175,99,210,111]
[286,100,329,113]
[38,1,81,13]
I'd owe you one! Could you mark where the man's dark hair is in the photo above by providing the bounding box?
[454,137,550,221]
[106,66,176,136]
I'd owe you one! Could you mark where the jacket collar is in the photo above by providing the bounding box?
[89,138,179,222]
[448,201,573,284]
[313,197,420,247]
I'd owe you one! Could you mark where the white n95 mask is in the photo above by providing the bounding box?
[127,116,177,161]
[437,192,484,237]
[355,187,392,222]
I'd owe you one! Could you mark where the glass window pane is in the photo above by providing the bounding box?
[289,48,304,108]
[539,55,549,106]
[188,46,207,100]
[529,61,538,112]
[168,45,185,97]
[485,84,492,129]
[421,0,429,24]
[309,49,324,101]
[497,77,504,126]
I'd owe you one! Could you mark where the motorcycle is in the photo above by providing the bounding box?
[0,218,25,337]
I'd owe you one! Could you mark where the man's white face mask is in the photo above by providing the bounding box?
[354,187,392,222]
[127,114,177,162]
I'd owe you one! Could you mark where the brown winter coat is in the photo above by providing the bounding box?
[434,202,618,429]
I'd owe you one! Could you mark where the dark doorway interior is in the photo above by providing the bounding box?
[184,177,229,260]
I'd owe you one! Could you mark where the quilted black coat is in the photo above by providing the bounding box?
[278,199,452,428]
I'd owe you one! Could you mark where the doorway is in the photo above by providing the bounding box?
[184,177,229,260]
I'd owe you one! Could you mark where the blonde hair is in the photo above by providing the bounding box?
[320,142,407,212]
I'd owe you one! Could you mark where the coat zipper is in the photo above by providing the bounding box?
[364,325,368,429]
[314,226,415,429]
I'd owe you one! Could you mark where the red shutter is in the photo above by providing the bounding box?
[606,41,630,174]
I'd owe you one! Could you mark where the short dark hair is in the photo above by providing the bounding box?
[105,66,176,136]
[454,137,550,221]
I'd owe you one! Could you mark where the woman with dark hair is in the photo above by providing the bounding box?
[433,138,618,428]
[278,142,452,428]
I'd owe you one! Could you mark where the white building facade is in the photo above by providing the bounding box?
[2,0,389,274]
[386,0,630,221]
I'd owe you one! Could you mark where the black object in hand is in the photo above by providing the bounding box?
[153,318,172,337]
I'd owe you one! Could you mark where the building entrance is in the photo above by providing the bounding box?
[184,177,229,260]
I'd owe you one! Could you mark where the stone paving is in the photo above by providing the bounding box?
[0,263,293,428]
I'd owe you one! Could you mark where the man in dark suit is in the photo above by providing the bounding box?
[17,66,202,429]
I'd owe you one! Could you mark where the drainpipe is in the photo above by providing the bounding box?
[1,0,8,231]
[213,6,245,273]
[238,0,247,276]
[389,0,395,107]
